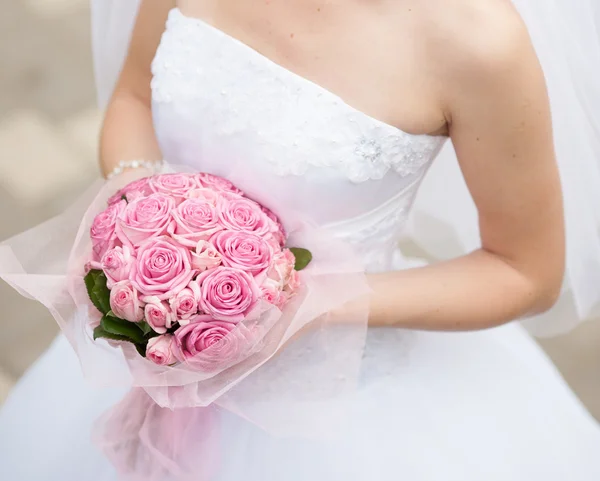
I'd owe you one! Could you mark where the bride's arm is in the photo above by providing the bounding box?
[367,13,564,330]
[99,0,175,176]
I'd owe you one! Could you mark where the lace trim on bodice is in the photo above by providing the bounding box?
[151,9,446,184]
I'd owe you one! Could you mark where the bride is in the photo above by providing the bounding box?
[2,0,600,479]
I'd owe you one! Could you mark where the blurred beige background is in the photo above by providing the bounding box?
[0,0,599,421]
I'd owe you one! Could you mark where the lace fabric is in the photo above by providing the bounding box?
[151,9,446,186]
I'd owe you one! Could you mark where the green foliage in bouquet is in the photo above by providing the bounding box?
[85,269,158,356]
[289,247,312,271]
[84,269,111,315]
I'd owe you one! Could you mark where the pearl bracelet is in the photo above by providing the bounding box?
[106,159,163,180]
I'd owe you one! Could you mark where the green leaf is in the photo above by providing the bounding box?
[93,323,149,359]
[93,325,131,343]
[84,270,102,313]
[121,194,128,203]
[92,274,111,314]
[137,321,153,337]
[101,315,145,344]
[84,269,97,295]
[289,247,313,271]
[84,269,111,315]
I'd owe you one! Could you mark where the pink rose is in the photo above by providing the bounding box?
[260,278,288,309]
[169,198,222,247]
[108,177,152,205]
[107,191,126,206]
[264,234,284,254]
[116,193,175,247]
[146,335,177,366]
[196,173,242,194]
[85,261,100,273]
[131,236,195,300]
[100,245,135,289]
[185,188,220,206]
[144,296,176,334]
[218,197,275,237]
[190,240,222,272]
[149,173,199,201]
[90,200,125,261]
[268,249,296,287]
[174,317,253,370]
[169,282,201,324]
[109,281,144,322]
[261,205,286,246]
[284,269,302,296]
[211,230,272,276]
[123,177,152,194]
[197,267,260,322]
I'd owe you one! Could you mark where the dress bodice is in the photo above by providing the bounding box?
[151,8,446,271]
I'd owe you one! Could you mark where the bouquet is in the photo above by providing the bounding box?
[85,172,312,370]
[0,165,370,481]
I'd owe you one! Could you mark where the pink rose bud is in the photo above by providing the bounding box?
[108,177,152,205]
[146,334,177,366]
[267,249,296,287]
[100,245,135,289]
[174,317,253,370]
[260,278,288,309]
[85,261,101,273]
[131,236,195,301]
[144,296,175,334]
[190,240,222,272]
[169,198,222,247]
[169,282,201,325]
[109,281,144,322]
[218,197,276,237]
[149,173,200,201]
[196,267,260,323]
[90,200,126,261]
[211,230,273,276]
[284,269,302,296]
[184,188,220,206]
[195,173,242,194]
[115,193,175,247]
[107,190,125,206]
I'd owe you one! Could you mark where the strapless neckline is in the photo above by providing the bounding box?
[151,6,447,264]
[170,8,446,143]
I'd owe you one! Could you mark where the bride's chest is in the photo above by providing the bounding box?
[177,0,443,135]
[150,8,446,243]
[179,0,406,124]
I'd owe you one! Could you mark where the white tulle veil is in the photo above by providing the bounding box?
[90,0,600,337]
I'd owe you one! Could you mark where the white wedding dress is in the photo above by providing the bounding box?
[2,7,600,481]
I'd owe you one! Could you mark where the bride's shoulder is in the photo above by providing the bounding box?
[423,0,534,76]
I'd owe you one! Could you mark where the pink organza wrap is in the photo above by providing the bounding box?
[0,167,370,481]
